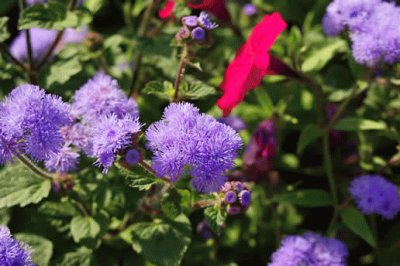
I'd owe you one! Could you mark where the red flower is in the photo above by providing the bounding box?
[188,0,230,22]
[158,0,176,19]
[217,13,287,116]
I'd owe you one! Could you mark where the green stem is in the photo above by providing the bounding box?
[173,44,189,102]
[370,215,383,266]
[0,43,27,71]
[16,154,54,179]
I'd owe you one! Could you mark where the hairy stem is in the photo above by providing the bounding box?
[16,154,54,179]
[0,43,28,71]
[139,160,171,184]
[173,44,189,102]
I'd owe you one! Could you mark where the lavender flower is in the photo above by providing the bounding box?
[243,4,257,16]
[224,190,237,204]
[198,12,218,30]
[125,149,141,166]
[192,27,206,41]
[60,124,91,153]
[0,85,71,161]
[45,146,79,173]
[72,73,139,123]
[323,0,400,65]
[239,190,251,207]
[269,232,349,266]
[91,114,141,172]
[146,102,242,193]
[218,115,246,132]
[0,226,34,266]
[349,175,400,219]
[182,16,198,27]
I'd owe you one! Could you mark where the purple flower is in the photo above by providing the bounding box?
[192,27,206,41]
[198,12,218,30]
[0,85,72,161]
[349,175,400,219]
[182,16,198,27]
[60,124,91,153]
[146,102,242,193]
[91,114,141,172]
[10,28,57,62]
[26,0,47,4]
[0,226,34,266]
[269,232,349,266]
[45,146,79,173]
[218,115,246,132]
[224,190,237,204]
[239,190,251,207]
[242,4,257,16]
[125,149,141,166]
[72,73,139,123]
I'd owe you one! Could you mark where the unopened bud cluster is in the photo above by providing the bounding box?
[220,181,252,215]
[176,12,217,43]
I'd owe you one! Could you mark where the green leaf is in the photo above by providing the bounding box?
[0,163,51,208]
[117,164,161,191]
[56,248,96,266]
[340,207,376,247]
[204,206,227,235]
[273,189,334,207]
[302,39,347,72]
[142,81,173,100]
[254,88,274,117]
[15,234,53,266]
[0,17,10,42]
[0,208,10,225]
[38,201,80,217]
[333,117,387,131]
[297,124,323,154]
[70,214,107,248]
[161,189,182,219]
[19,3,91,30]
[130,215,192,266]
[181,80,217,100]
[46,57,82,87]
[83,0,106,14]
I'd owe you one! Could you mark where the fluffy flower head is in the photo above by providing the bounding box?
[0,226,34,266]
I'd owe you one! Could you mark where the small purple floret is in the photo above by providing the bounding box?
[224,191,238,204]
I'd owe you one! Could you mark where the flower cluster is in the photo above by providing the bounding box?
[177,12,218,42]
[0,84,72,165]
[243,119,276,180]
[146,102,242,193]
[269,232,349,266]
[221,181,252,215]
[71,73,141,173]
[0,226,34,266]
[323,0,400,66]
[349,175,400,219]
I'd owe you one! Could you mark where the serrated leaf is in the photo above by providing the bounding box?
[46,57,82,87]
[302,39,347,72]
[142,80,173,100]
[117,164,161,191]
[70,215,104,248]
[340,207,376,247]
[18,3,92,30]
[273,189,333,207]
[38,201,80,217]
[56,248,96,266]
[15,234,53,266]
[130,215,192,266]
[0,163,51,208]
[204,206,226,236]
[296,124,323,154]
[0,17,10,42]
[181,80,216,100]
[333,117,387,131]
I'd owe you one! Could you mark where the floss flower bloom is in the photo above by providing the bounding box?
[217,13,287,116]
[323,0,400,66]
[269,232,349,266]
[146,102,242,193]
[0,84,72,162]
[0,226,34,266]
[349,175,400,219]
[72,72,139,123]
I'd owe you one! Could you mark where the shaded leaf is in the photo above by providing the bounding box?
[0,17,10,42]
[273,189,333,207]
[340,207,376,247]
[297,124,323,154]
[56,248,96,266]
[15,234,53,266]
[204,206,226,236]
[333,117,387,131]
[117,164,161,191]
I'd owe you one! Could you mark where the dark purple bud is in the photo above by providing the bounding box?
[234,181,245,192]
[239,190,251,207]
[196,220,214,240]
[242,4,257,16]
[192,27,206,41]
[125,149,140,166]
[218,115,246,132]
[182,16,198,27]
[227,205,241,215]
[224,191,238,204]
